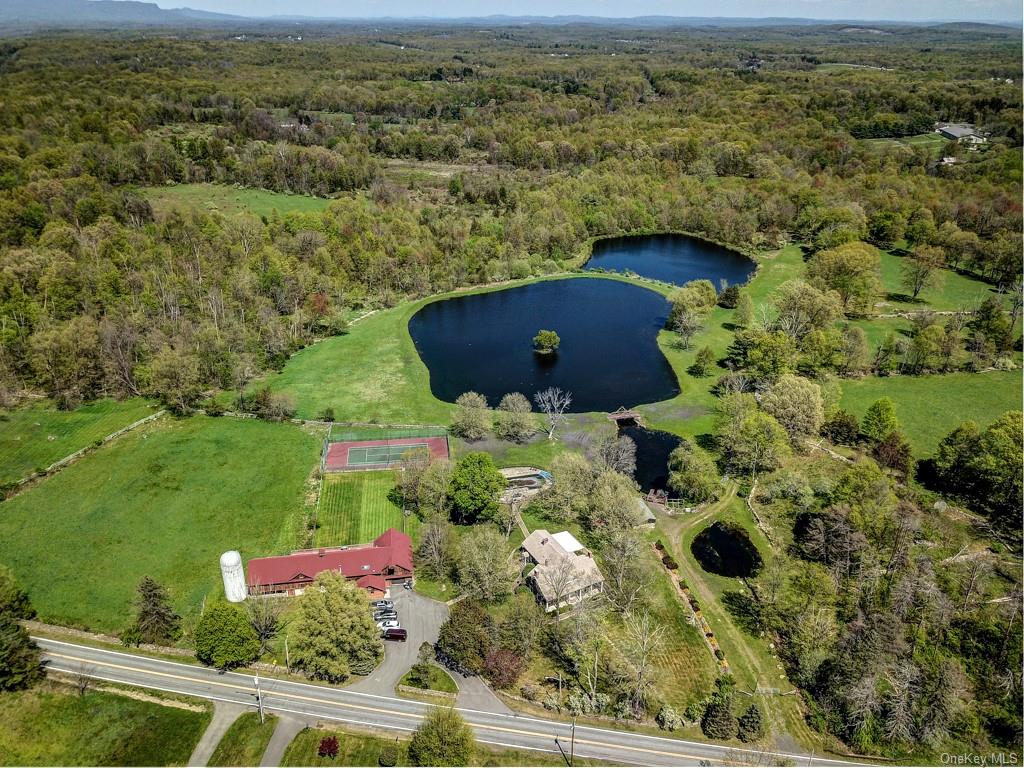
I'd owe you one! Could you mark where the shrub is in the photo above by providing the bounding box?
[318,407,336,422]
[691,600,701,611]
[204,399,226,417]
[378,744,398,767]
[318,736,340,759]
[656,705,683,731]
[662,555,679,570]
[715,648,725,660]
[654,539,665,551]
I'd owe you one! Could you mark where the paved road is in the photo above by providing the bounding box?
[348,590,511,714]
[39,638,859,767]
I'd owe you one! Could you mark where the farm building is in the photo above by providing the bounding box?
[247,528,413,598]
[935,122,987,147]
[521,529,604,612]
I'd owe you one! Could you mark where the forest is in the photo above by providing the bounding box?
[0,20,1020,763]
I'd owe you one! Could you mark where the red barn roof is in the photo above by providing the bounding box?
[247,528,413,590]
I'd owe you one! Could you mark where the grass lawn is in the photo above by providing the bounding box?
[839,369,1022,456]
[208,712,278,767]
[281,725,606,767]
[0,398,156,485]
[398,664,458,693]
[0,415,323,631]
[316,471,419,546]
[142,184,333,219]
[875,249,997,312]
[0,683,210,766]
[863,132,948,159]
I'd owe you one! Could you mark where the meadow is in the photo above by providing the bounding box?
[315,470,419,547]
[0,415,322,631]
[839,369,1022,456]
[0,398,156,485]
[209,712,279,767]
[143,183,333,219]
[0,683,210,766]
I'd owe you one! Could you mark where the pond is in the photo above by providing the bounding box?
[617,424,682,493]
[586,233,756,287]
[690,521,763,579]
[407,278,679,413]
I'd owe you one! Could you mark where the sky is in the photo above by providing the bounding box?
[146,0,1021,23]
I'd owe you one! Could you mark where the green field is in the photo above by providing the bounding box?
[863,132,948,158]
[0,684,210,766]
[0,416,322,631]
[876,249,997,312]
[143,184,333,219]
[209,712,278,767]
[398,664,459,694]
[316,470,417,546]
[840,370,1022,456]
[0,398,156,485]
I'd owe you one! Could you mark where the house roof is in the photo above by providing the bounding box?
[247,528,413,588]
[522,529,603,604]
[937,123,980,139]
[552,531,584,553]
[356,574,387,593]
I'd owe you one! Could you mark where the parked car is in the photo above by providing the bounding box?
[374,611,398,621]
[372,600,394,610]
[376,619,400,630]
[382,628,407,642]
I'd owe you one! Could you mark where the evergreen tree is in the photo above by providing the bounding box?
[735,291,754,327]
[131,576,181,645]
[737,703,765,742]
[0,614,42,692]
[861,397,899,442]
[194,602,260,670]
[0,564,35,619]
[701,695,739,740]
[408,707,476,766]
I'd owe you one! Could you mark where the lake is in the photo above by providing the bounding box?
[407,278,679,413]
[691,521,763,578]
[586,233,756,287]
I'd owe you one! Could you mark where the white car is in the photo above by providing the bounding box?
[377,619,400,630]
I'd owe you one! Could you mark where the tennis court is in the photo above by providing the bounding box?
[322,427,449,472]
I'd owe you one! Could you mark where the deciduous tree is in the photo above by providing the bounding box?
[195,602,260,670]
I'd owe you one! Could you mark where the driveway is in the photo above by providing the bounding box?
[347,589,512,715]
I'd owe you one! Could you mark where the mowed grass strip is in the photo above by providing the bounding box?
[316,471,414,547]
[143,183,332,219]
[0,683,210,767]
[840,369,1022,456]
[0,415,322,632]
[0,398,156,485]
[208,712,278,767]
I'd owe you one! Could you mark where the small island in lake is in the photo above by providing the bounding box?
[532,329,560,354]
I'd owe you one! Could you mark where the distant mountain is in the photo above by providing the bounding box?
[0,0,240,27]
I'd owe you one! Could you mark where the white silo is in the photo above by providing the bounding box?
[220,550,247,603]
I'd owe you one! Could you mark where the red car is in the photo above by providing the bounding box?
[382,628,407,642]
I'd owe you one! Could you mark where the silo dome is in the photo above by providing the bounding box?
[220,550,247,603]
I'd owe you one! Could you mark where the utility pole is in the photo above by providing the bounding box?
[570,716,577,767]
[254,675,265,724]
[284,636,290,672]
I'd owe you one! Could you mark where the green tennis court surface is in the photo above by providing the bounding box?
[347,442,429,466]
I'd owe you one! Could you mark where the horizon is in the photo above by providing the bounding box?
[125,0,1023,24]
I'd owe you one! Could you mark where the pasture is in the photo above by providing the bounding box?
[315,470,417,547]
[143,183,333,219]
[0,398,156,485]
[0,683,210,766]
[839,369,1022,456]
[0,415,322,631]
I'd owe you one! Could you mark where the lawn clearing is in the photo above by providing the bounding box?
[0,415,322,631]
[209,712,278,767]
[839,369,1022,456]
[876,249,997,312]
[0,398,156,485]
[315,470,417,547]
[143,183,333,219]
[280,725,607,767]
[0,682,210,766]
